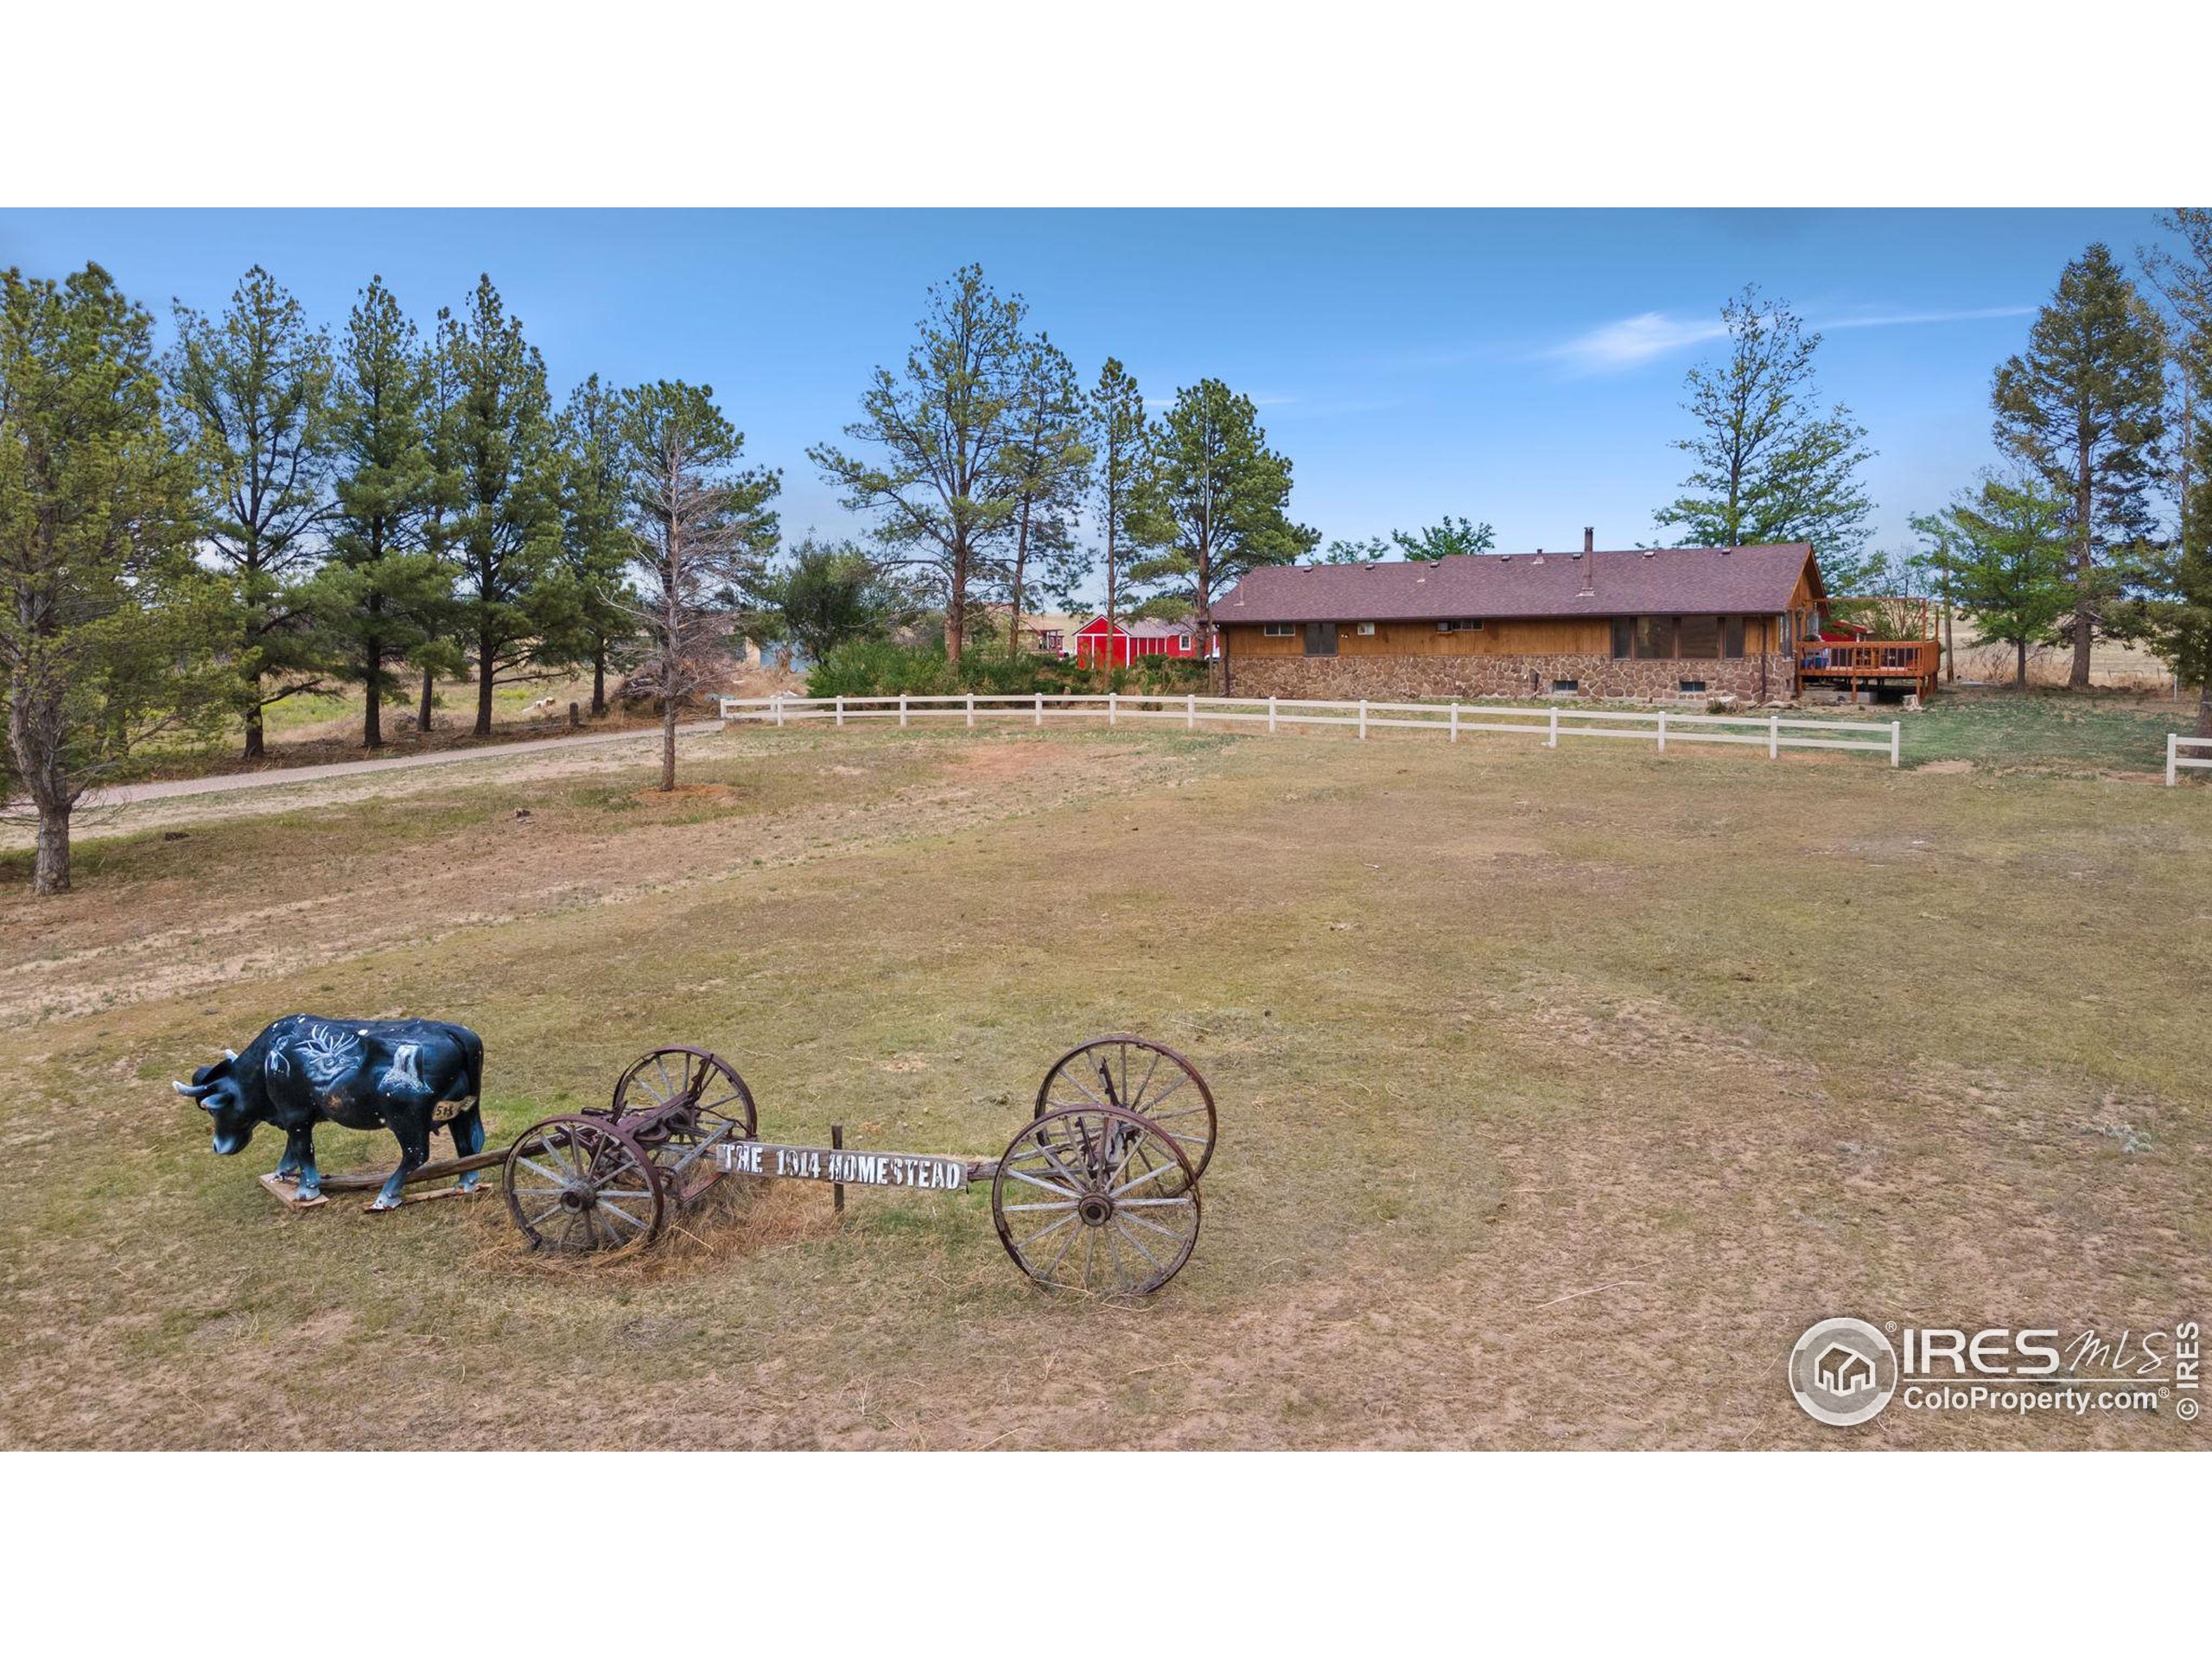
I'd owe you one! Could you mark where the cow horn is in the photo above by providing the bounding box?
[172,1079,210,1099]
[223,1049,238,1061]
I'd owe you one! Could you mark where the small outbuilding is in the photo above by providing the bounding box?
[1073,614,1207,668]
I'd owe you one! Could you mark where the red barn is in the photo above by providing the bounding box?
[1072,615,1209,667]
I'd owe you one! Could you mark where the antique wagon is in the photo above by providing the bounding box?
[494,1034,1217,1295]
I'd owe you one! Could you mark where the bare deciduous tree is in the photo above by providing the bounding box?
[620,381,779,791]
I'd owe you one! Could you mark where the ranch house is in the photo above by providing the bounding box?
[1211,533,1880,703]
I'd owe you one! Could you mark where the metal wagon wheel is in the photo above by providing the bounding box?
[503,1116,666,1255]
[1036,1034,1216,1185]
[993,1104,1200,1296]
[609,1046,757,1143]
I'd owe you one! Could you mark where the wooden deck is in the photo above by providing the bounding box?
[1798,639,1940,699]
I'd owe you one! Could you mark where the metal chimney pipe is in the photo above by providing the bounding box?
[1583,526,1595,554]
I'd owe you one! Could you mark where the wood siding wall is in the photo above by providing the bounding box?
[1228,618,1611,658]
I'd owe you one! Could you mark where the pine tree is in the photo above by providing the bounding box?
[1916,474,2074,689]
[315,276,450,748]
[1991,243,2166,690]
[2,264,227,893]
[436,276,567,736]
[556,374,637,716]
[1128,380,1317,668]
[620,382,779,790]
[1088,357,1152,644]
[809,265,1027,666]
[2113,212,2212,736]
[997,336,1091,654]
[1654,286,1877,579]
[165,266,338,759]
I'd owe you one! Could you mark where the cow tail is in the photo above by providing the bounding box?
[464,1028,485,1107]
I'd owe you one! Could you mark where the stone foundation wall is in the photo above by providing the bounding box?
[1218,652,1793,703]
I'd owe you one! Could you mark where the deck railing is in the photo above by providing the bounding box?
[717,691,1901,766]
[1798,639,1941,677]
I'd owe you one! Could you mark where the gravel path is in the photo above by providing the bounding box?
[87,721,724,804]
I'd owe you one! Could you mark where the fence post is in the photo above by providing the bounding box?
[966,691,975,728]
[1450,702,1459,743]
[1109,691,1117,728]
[836,695,844,728]
[1268,696,1277,733]
[1768,714,1779,759]
[1186,692,1196,731]
[2170,732,2180,787]
[1034,691,1043,728]
[1657,709,1667,754]
[773,696,785,729]
[1890,721,1901,769]
[1358,699,1368,740]
[1548,707,1559,749]
[899,693,908,729]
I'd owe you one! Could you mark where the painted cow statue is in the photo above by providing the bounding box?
[174,1015,486,1211]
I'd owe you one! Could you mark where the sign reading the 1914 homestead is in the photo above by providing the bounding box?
[715,1141,969,1192]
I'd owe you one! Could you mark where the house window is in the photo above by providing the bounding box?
[1551,678,1580,695]
[1723,617,1745,659]
[1611,618,1633,659]
[1679,615,1719,658]
[1304,622,1338,657]
[1678,679,1707,694]
[1355,622,1376,636]
[1440,619,1483,632]
[1262,622,1294,638]
[1636,615,1677,658]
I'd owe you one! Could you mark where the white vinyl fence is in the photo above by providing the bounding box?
[719,691,1902,766]
[2170,734,2212,785]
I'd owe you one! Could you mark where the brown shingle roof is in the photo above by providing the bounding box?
[1214,544,1817,624]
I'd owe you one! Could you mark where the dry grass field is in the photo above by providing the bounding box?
[2,715,2206,1448]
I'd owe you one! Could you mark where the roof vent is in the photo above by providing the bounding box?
[1642,549,1656,558]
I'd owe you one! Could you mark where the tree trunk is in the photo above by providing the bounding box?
[34,803,71,896]
[363,634,384,749]
[661,697,677,791]
[946,550,966,668]
[474,644,495,737]
[1942,601,1955,683]
[241,671,265,760]
[2070,452,2094,690]
[418,664,435,734]
[2016,639,2029,690]
[592,645,607,718]
[2197,678,2211,741]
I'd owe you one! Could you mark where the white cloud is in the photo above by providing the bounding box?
[1820,305,2034,331]
[1546,303,2035,376]
[1547,311,1731,374]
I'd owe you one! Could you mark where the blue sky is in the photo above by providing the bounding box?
[0,208,2175,600]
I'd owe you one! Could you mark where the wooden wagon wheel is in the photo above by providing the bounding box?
[993,1105,1200,1296]
[609,1046,757,1143]
[1036,1034,1216,1184]
[503,1116,666,1255]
